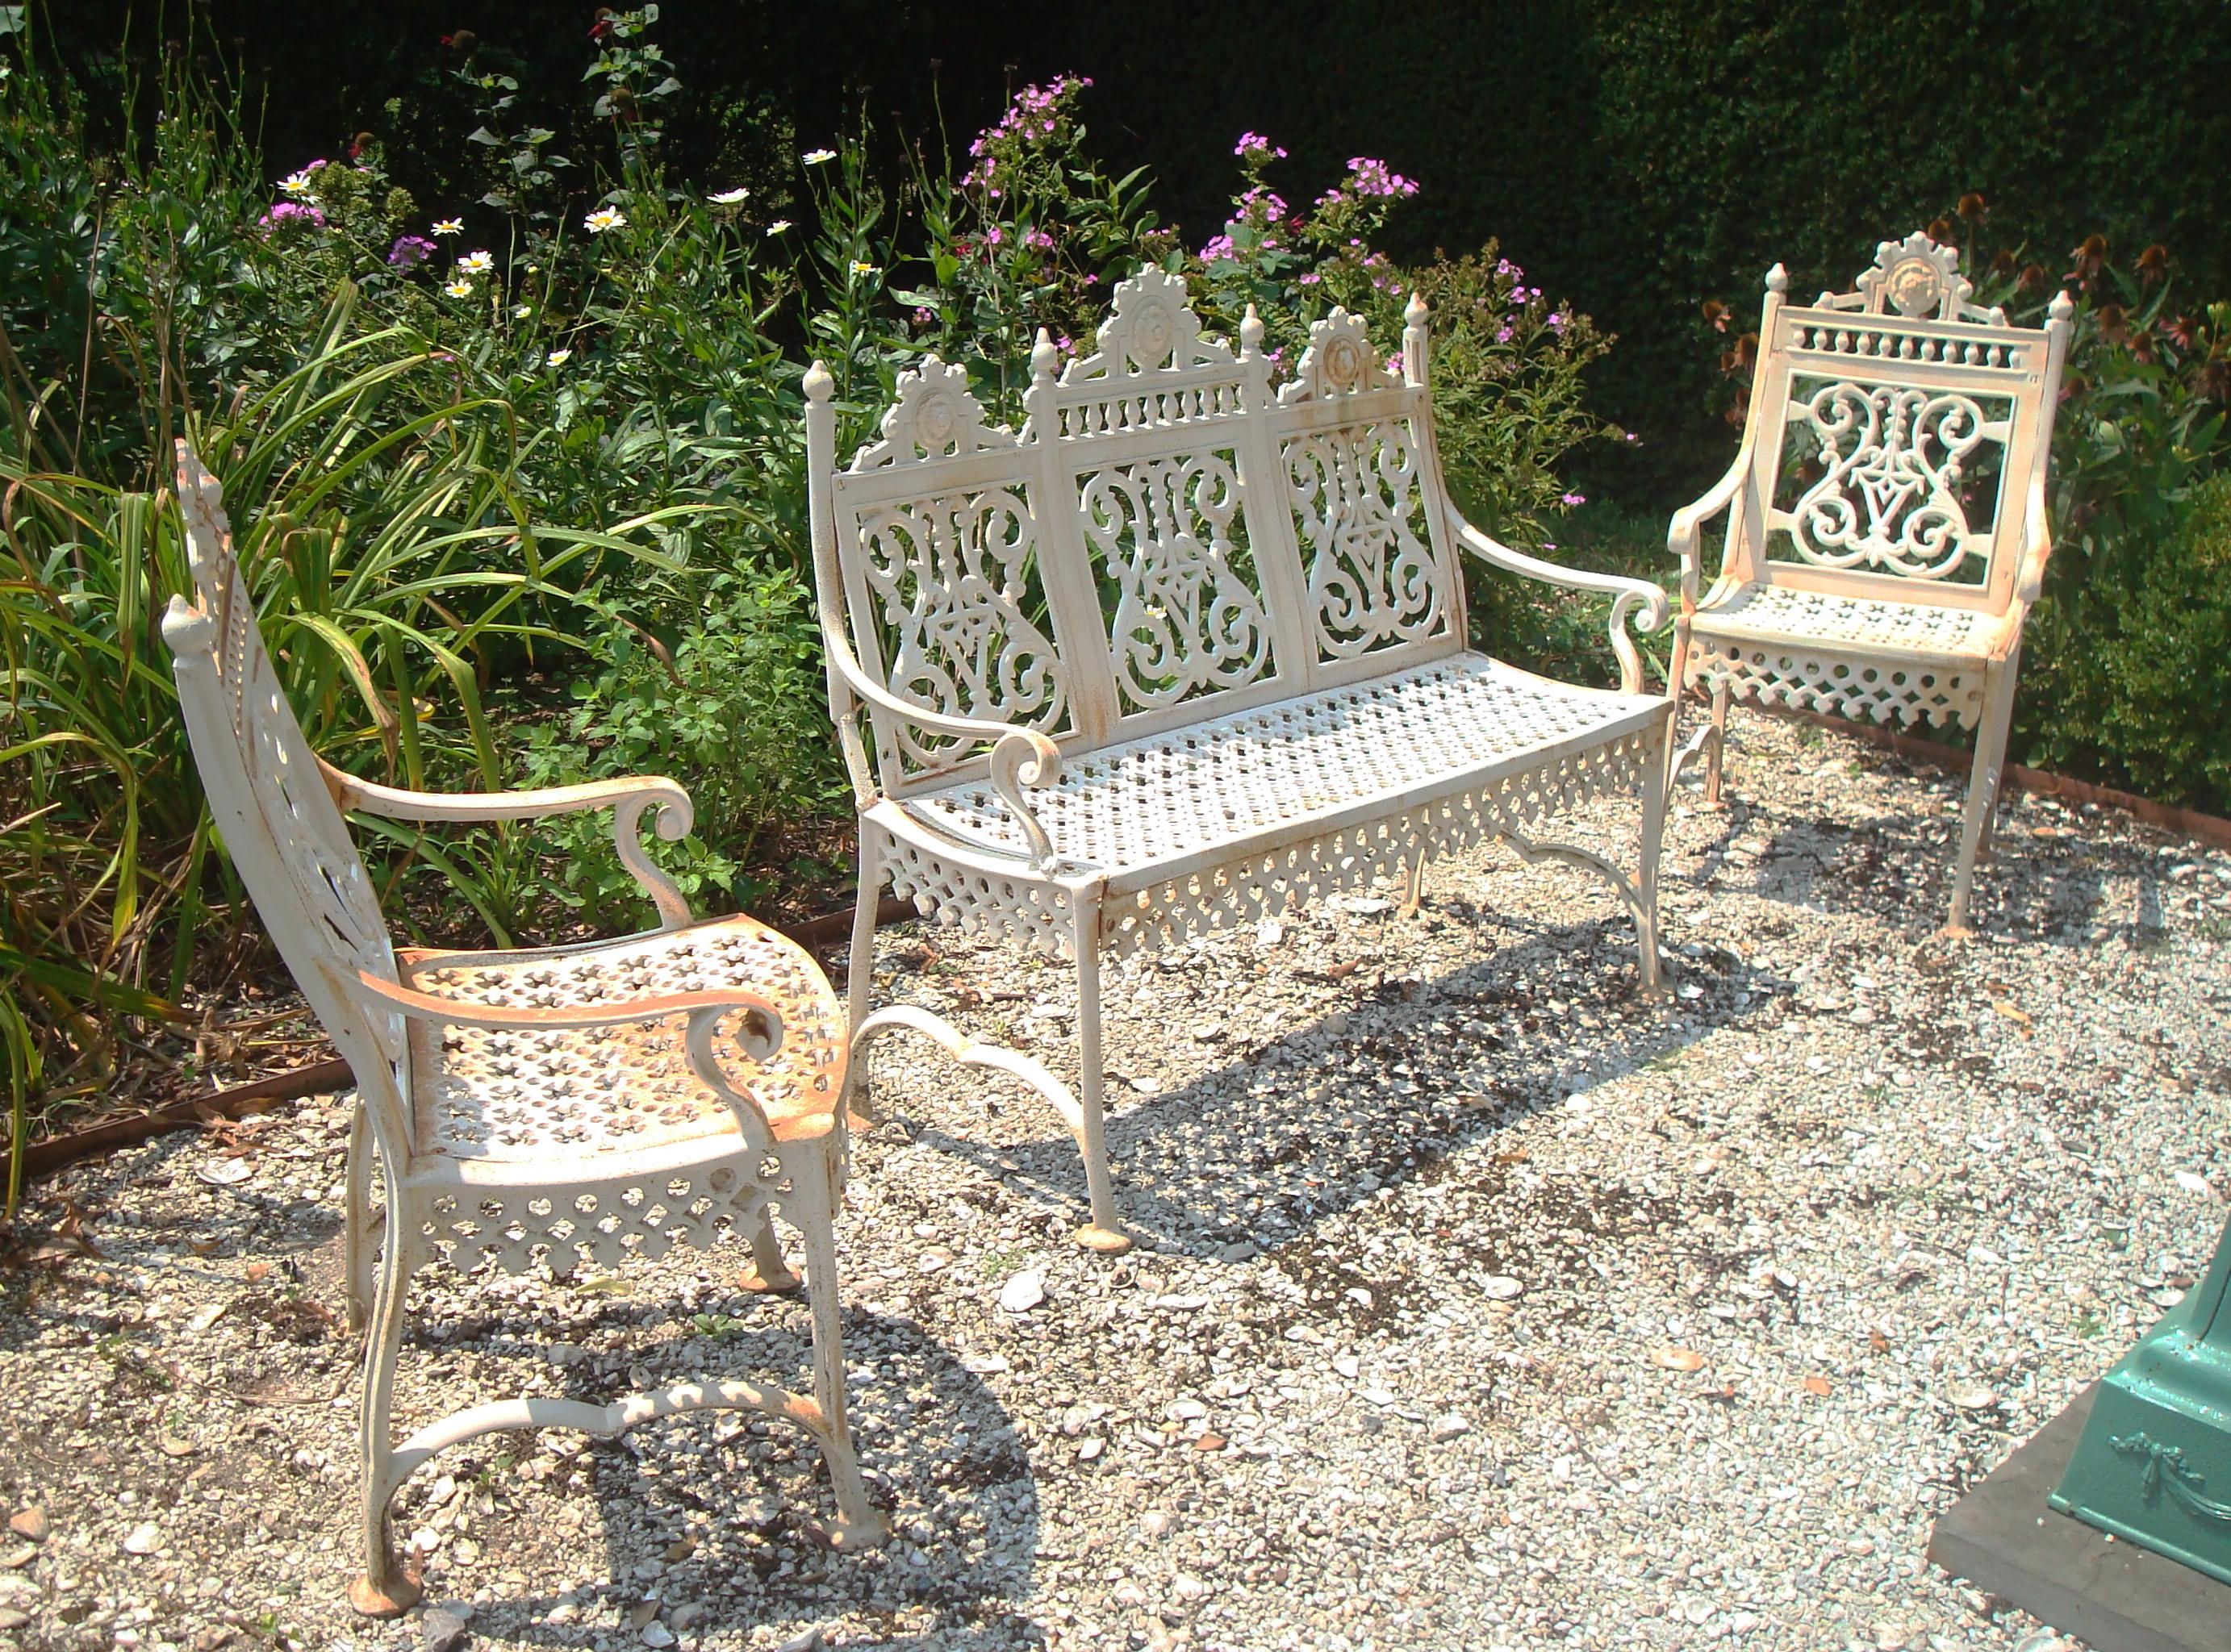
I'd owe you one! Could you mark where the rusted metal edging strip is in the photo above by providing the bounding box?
[1,894,918,1197]
[1752,701,2231,856]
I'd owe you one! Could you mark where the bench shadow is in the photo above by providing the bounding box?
[872,898,1769,1264]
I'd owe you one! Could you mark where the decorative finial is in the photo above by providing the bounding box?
[1404,291,1428,327]
[2049,289,2075,323]
[1239,304,1264,357]
[804,361,834,402]
[1031,327,1059,381]
[1765,263,1789,294]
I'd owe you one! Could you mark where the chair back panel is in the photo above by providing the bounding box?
[163,443,409,1125]
[1732,232,2071,613]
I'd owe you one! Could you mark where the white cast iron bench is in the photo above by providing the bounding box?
[1668,232,2074,932]
[807,272,1677,1251]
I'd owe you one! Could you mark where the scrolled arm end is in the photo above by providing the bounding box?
[988,729,1063,870]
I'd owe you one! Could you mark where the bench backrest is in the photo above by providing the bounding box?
[1721,231,2073,615]
[806,270,1467,799]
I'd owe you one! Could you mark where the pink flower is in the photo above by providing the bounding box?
[1234,131,1288,162]
[1201,233,1236,262]
[1560,491,1586,507]
[1385,351,1405,378]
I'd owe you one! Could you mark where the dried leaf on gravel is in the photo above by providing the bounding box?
[1803,1375,1833,1395]
[1652,1347,1706,1371]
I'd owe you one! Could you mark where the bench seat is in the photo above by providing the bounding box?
[901,652,1663,891]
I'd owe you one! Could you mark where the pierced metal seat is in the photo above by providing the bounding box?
[160,442,888,1618]
[900,653,1664,884]
[1669,232,2074,930]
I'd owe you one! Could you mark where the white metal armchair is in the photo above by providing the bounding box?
[160,440,888,1615]
[1667,232,2074,932]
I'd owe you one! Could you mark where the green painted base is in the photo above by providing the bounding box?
[2051,1215,2231,1587]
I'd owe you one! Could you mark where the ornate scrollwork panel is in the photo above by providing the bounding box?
[1285,418,1450,657]
[1080,449,1274,713]
[1774,380,2009,582]
[852,486,1069,770]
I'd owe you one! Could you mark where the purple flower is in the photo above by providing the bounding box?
[258,201,327,232]
[1200,233,1236,262]
[1298,271,1322,286]
[1547,310,1567,334]
[1234,131,1288,162]
[1385,351,1406,378]
[1025,228,1055,251]
[1343,156,1419,199]
[1494,324,1514,344]
[912,306,936,327]
[1560,491,1586,507]
[386,234,437,268]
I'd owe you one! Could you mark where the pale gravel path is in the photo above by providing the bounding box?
[2,712,2228,1652]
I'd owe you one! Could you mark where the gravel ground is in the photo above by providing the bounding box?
[3,711,2229,1652]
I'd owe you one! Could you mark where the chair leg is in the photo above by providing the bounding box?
[342,1097,374,1335]
[1947,657,2020,937]
[1634,724,1670,995]
[1070,925,1130,1254]
[348,1193,420,1618]
[843,835,884,1129]
[1702,681,1732,808]
[737,1211,800,1295]
[790,1141,885,1549]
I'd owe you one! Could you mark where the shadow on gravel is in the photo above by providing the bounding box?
[388,1291,1046,1650]
[0,1166,1048,1651]
[894,899,1769,1264]
[1744,806,2170,948]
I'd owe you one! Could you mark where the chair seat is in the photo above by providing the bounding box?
[899,652,1665,887]
[1689,580,2012,661]
[402,916,846,1162]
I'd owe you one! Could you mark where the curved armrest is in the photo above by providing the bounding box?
[818,624,1063,870]
[1447,508,1669,697]
[340,965,785,1138]
[1667,439,1759,606]
[322,761,696,931]
[2014,474,2054,608]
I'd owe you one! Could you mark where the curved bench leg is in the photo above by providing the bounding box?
[784,1137,886,1550]
[1070,931,1131,1254]
[1701,681,1732,808]
[737,1210,801,1295]
[846,1000,1127,1252]
[1946,653,2020,938]
[1634,726,1670,995]
[844,834,886,1129]
[349,1183,421,1618]
[342,1097,375,1336]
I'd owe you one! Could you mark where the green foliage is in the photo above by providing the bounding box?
[517,567,837,928]
[2026,473,2231,811]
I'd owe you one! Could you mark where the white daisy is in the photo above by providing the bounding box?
[444,278,474,298]
[279,168,318,198]
[546,348,572,366]
[432,218,463,236]
[801,148,836,165]
[708,186,750,205]
[458,250,494,274]
[584,206,628,235]
[765,219,792,236]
